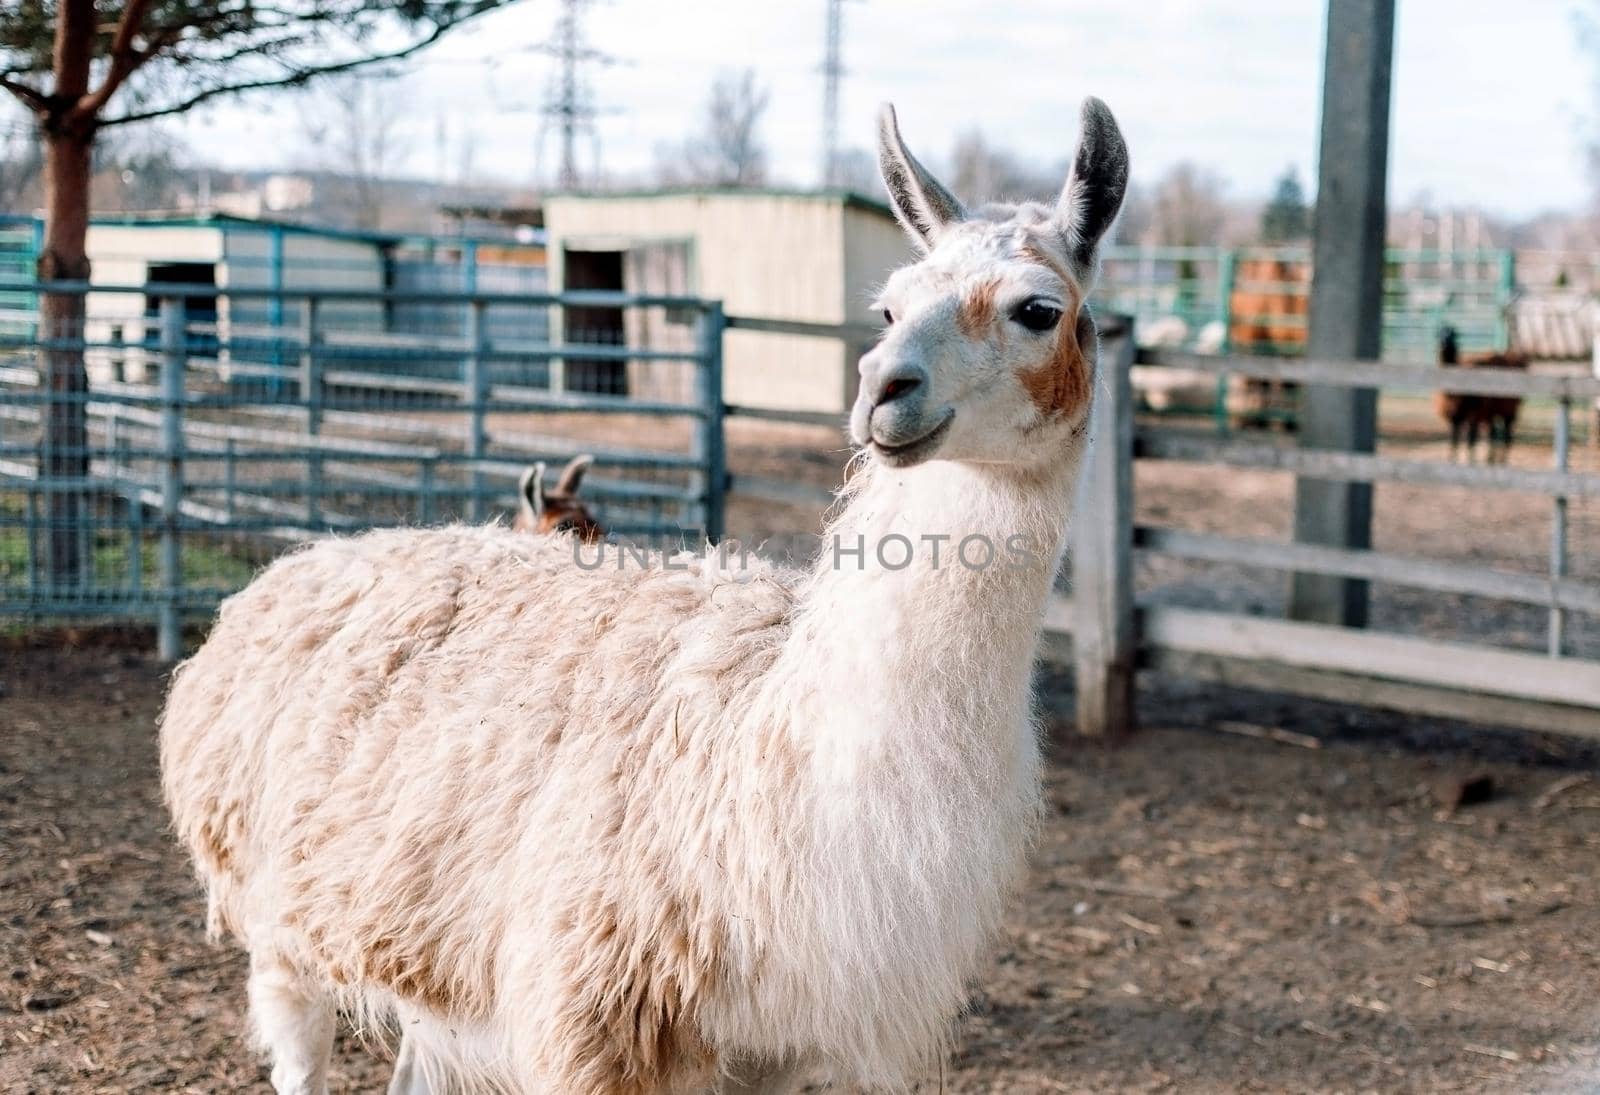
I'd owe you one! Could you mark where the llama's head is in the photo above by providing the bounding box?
[516,455,605,542]
[853,97,1129,470]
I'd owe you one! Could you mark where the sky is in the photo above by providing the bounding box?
[166,0,1599,219]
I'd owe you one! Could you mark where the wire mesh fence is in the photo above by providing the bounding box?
[0,280,722,654]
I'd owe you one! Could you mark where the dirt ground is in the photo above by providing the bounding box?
[3,638,1599,1095]
[5,413,1600,1093]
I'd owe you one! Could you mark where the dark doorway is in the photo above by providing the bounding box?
[144,262,218,358]
[562,249,627,394]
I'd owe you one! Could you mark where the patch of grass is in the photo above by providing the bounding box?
[1,491,261,596]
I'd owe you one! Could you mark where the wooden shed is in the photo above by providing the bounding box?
[540,189,909,413]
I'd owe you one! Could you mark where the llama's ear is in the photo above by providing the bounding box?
[522,463,547,519]
[878,103,967,252]
[1054,97,1129,278]
[556,454,593,496]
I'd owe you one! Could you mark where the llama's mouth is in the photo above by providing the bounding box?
[870,411,955,467]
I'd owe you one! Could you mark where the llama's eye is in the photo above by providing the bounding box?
[1012,299,1063,333]
[882,308,894,325]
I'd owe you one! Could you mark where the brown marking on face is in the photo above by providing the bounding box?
[956,276,1003,338]
[1013,237,1093,418]
[1018,326,1091,418]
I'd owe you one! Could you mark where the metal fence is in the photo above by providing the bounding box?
[1096,244,1518,361]
[1,281,723,656]
[1064,318,1600,739]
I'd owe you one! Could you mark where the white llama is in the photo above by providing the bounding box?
[160,97,1129,1095]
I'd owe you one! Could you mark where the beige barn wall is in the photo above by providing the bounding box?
[83,225,224,382]
[842,205,913,324]
[841,206,913,405]
[544,193,903,414]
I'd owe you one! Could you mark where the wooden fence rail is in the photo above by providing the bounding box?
[1065,320,1600,739]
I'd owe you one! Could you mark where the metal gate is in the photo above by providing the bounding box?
[0,281,725,656]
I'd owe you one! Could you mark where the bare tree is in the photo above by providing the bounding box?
[1147,162,1228,246]
[95,124,188,212]
[0,130,41,211]
[659,68,770,187]
[1111,180,1152,244]
[830,146,880,195]
[948,128,1060,206]
[0,101,43,210]
[300,74,409,230]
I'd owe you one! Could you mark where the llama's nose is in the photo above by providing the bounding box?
[869,361,927,410]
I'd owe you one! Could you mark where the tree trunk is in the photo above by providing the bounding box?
[36,0,97,588]
[37,127,93,588]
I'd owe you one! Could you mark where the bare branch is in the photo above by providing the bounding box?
[99,8,497,128]
[0,75,48,115]
[70,0,157,123]
[109,0,154,58]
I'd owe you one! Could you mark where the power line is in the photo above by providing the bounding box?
[532,0,616,190]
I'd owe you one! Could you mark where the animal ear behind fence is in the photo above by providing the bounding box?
[555,454,594,496]
[523,463,547,520]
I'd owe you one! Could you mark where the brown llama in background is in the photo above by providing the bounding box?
[1434,327,1528,464]
[514,454,605,541]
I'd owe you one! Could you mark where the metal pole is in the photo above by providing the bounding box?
[224,437,237,522]
[1216,248,1237,433]
[466,298,488,521]
[1289,0,1395,627]
[1551,397,1571,657]
[1497,249,1516,350]
[463,239,479,295]
[158,296,185,662]
[419,458,436,525]
[24,486,37,599]
[127,458,143,599]
[1073,314,1138,737]
[694,302,727,543]
[301,296,323,526]
[269,224,285,384]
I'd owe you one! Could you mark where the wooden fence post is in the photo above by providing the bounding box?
[1073,313,1137,737]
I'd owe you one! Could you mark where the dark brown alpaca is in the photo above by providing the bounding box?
[514,455,605,541]
[1434,327,1528,464]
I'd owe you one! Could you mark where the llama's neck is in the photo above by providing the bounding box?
[782,453,1081,779]
[709,454,1083,1075]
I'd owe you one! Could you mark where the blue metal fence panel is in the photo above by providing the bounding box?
[0,281,722,641]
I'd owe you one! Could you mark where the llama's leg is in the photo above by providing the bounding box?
[248,960,336,1095]
[1467,418,1481,463]
[713,1058,808,1095]
[386,1032,437,1095]
[1501,416,1515,464]
[1448,419,1461,462]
